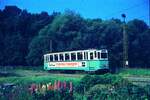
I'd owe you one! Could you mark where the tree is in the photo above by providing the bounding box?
[127,19,149,67]
[0,6,57,66]
[0,31,4,65]
[3,34,26,65]
[26,36,51,66]
[26,11,85,65]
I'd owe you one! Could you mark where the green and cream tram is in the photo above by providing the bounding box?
[44,49,109,72]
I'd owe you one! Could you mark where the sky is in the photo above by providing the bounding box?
[0,0,149,25]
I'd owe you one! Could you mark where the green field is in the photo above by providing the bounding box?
[0,69,84,85]
[119,68,150,77]
[1,68,150,84]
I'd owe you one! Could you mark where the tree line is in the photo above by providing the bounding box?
[0,6,149,69]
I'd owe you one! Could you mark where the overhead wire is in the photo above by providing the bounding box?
[105,1,148,21]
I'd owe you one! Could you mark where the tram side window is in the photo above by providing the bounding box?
[71,53,76,60]
[94,51,97,58]
[98,52,100,59]
[90,52,93,60]
[101,53,107,59]
[84,52,86,60]
[46,56,48,62]
[65,53,69,61]
[44,56,46,62]
[50,55,53,61]
[54,54,58,61]
[86,52,88,60]
[59,54,63,61]
[77,52,83,60]
[48,55,50,61]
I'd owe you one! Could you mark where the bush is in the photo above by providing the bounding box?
[144,85,150,100]
[75,74,149,100]
[86,84,110,100]
[85,80,148,100]
[75,74,123,94]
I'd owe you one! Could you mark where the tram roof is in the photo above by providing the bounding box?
[44,49,107,55]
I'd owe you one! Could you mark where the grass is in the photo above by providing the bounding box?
[1,67,150,85]
[0,75,82,84]
[119,68,150,77]
[0,69,84,85]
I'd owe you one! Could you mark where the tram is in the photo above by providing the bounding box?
[44,49,109,72]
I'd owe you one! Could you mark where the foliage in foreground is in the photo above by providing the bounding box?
[1,74,150,100]
[75,74,150,100]
[34,90,74,100]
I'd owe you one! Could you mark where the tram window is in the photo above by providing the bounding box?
[101,53,107,59]
[65,53,69,61]
[59,54,63,61]
[94,51,97,58]
[84,52,86,60]
[71,53,76,60]
[46,56,48,62]
[50,55,53,61]
[48,55,50,61]
[54,54,58,61]
[98,52,100,59]
[90,52,94,59]
[44,56,46,62]
[90,52,93,60]
[77,52,83,60]
[86,52,88,60]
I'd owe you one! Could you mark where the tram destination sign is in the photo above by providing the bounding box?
[48,62,85,67]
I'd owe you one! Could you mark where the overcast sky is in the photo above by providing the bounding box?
[0,0,149,24]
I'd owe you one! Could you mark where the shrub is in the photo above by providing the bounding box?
[75,74,124,94]
[144,85,150,100]
[76,74,149,100]
[86,80,148,100]
[86,84,109,100]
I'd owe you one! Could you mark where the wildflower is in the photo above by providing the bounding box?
[29,83,37,95]
[47,82,53,90]
[54,80,57,90]
[41,84,46,94]
[63,81,66,90]
[57,81,61,90]
[69,82,73,93]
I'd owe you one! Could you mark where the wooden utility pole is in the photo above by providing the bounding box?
[50,39,52,52]
[122,14,128,68]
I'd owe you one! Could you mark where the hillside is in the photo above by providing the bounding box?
[0,6,150,70]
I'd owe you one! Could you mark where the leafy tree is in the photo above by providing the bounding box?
[26,11,85,65]
[0,6,57,66]
[0,31,4,65]
[3,34,26,65]
[127,19,149,67]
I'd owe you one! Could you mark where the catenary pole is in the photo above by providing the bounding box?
[122,14,128,68]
